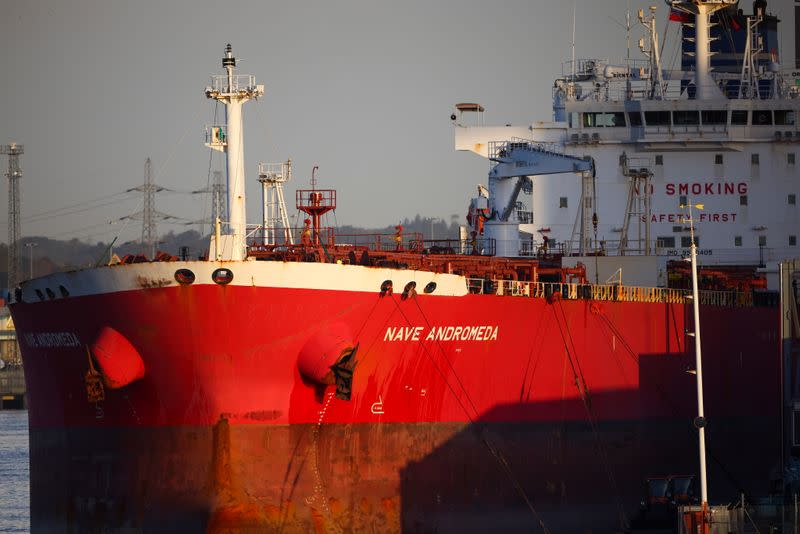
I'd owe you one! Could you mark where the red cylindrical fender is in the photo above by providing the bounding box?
[297,322,353,385]
[91,327,146,389]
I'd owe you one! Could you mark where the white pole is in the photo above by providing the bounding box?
[688,202,709,505]
[261,177,268,244]
[571,0,577,81]
[206,45,263,261]
[225,101,246,260]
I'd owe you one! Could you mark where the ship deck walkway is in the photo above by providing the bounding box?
[468,279,777,308]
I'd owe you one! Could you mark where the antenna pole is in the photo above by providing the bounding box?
[571,1,577,81]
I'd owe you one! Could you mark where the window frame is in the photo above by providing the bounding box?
[730,110,749,125]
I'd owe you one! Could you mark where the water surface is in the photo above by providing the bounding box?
[0,410,29,533]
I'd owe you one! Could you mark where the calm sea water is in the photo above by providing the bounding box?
[0,410,29,533]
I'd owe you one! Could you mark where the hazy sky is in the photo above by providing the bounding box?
[0,0,794,245]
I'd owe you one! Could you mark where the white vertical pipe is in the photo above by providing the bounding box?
[689,204,709,505]
[261,178,268,244]
[225,101,246,260]
[694,4,722,100]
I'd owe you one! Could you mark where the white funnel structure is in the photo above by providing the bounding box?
[668,1,737,100]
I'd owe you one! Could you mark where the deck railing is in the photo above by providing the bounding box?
[466,279,773,308]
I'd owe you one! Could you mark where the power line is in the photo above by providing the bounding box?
[20,191,135,222]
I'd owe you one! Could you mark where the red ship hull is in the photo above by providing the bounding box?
[11,264,781,532]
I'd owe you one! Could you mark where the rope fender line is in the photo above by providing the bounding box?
[550,301,629,531]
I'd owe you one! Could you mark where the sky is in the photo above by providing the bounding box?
[0,0,795,245]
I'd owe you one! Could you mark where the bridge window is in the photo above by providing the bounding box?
[753,110,773,125]
[734,236,742,247]
[644,111,670,126]
[673,110,699,126]
[568,112,579,128]
[731,110,749,125]
[628,111,643,127]
[583,112,625,127]
[701,110,727,125]
[775,110,796,126]
[559,197,568,208]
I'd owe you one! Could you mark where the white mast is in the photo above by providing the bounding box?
[639,6,666,99]
[205,44,264,261]
[668,0,737,100]
[684,200,709,508]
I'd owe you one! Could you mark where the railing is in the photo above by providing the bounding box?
[0,367,25,396]
[207,74,258,94]
[566,72,800,103]
[248,229,499,257]
[248,226,334,249]
[488,138,565,162]
[331,232,424,253]
[519,240,568,257]
[425,238,496,256]
[204,124,227,145]
[465,279,770,308]
[516,210,533,224]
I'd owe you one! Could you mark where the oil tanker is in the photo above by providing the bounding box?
[9,1,800,532]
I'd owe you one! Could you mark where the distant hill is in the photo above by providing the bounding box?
[0,214,463,287]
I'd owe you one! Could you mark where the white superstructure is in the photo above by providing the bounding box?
[456,0,800,276]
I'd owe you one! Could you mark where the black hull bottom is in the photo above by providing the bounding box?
[30,416,779,533]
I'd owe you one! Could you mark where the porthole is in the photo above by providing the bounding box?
[211,268,234,285]
[45,288,56,300]
[58,285,69,298]
[424,282,437,294]
[174,269,196,285]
